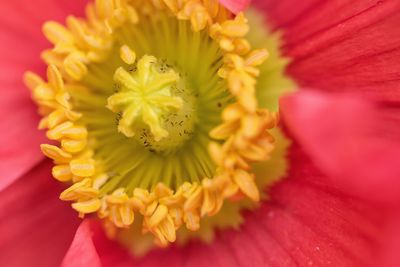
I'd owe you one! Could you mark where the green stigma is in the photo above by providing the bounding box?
[107,54,198,154]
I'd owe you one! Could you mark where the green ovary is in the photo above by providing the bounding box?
[107,55,199,153]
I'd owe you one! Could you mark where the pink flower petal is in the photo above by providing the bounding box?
[280,90,400,204]
[219,0,250,13]
[61,220,102,267]
[0,89,46,191]
[0,160,80,267]
[94,222,184,267]
[254,148,381,266]
[0,0,85,189]
[253,0,400,102]
[380,215,400,267]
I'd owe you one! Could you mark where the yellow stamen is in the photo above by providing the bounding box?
[70,158,96,177]
[52,165,73,182]
[72,198,102,214]
[60,178,99,201]
[119,45,136,65]
[61,138,87,153]
[148,204,168,228]
[233,169,259,201]
[40,144,72,163]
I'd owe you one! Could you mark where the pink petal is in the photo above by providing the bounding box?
[61,220,102,267]
[280,90,400,204]
[0,0,85,189]
[0,87,47,191]
[219,0,250,13]
[380,215,400,267]
[253,0,400,102]
[0,160,80,267]
[93,222,184,267]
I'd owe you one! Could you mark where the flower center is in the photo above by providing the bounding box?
[24,0,292,249]
[107,54,197,153]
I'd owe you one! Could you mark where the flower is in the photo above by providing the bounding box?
[0,0,399,267]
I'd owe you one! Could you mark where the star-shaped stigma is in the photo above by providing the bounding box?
[107,55,183,141]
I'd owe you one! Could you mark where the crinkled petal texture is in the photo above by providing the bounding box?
[254,0,400,102]
[0,160,80,267]
[0,0,84,190]
[281,90,400,205]
[280,91,400,267]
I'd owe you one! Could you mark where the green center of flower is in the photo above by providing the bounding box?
[107,54,198,153]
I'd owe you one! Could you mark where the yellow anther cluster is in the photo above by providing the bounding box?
[42,0,139,81]
[162,0,231,32]
[25,66,97,195]
[25,0,277,246]
[209,105,277,201]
